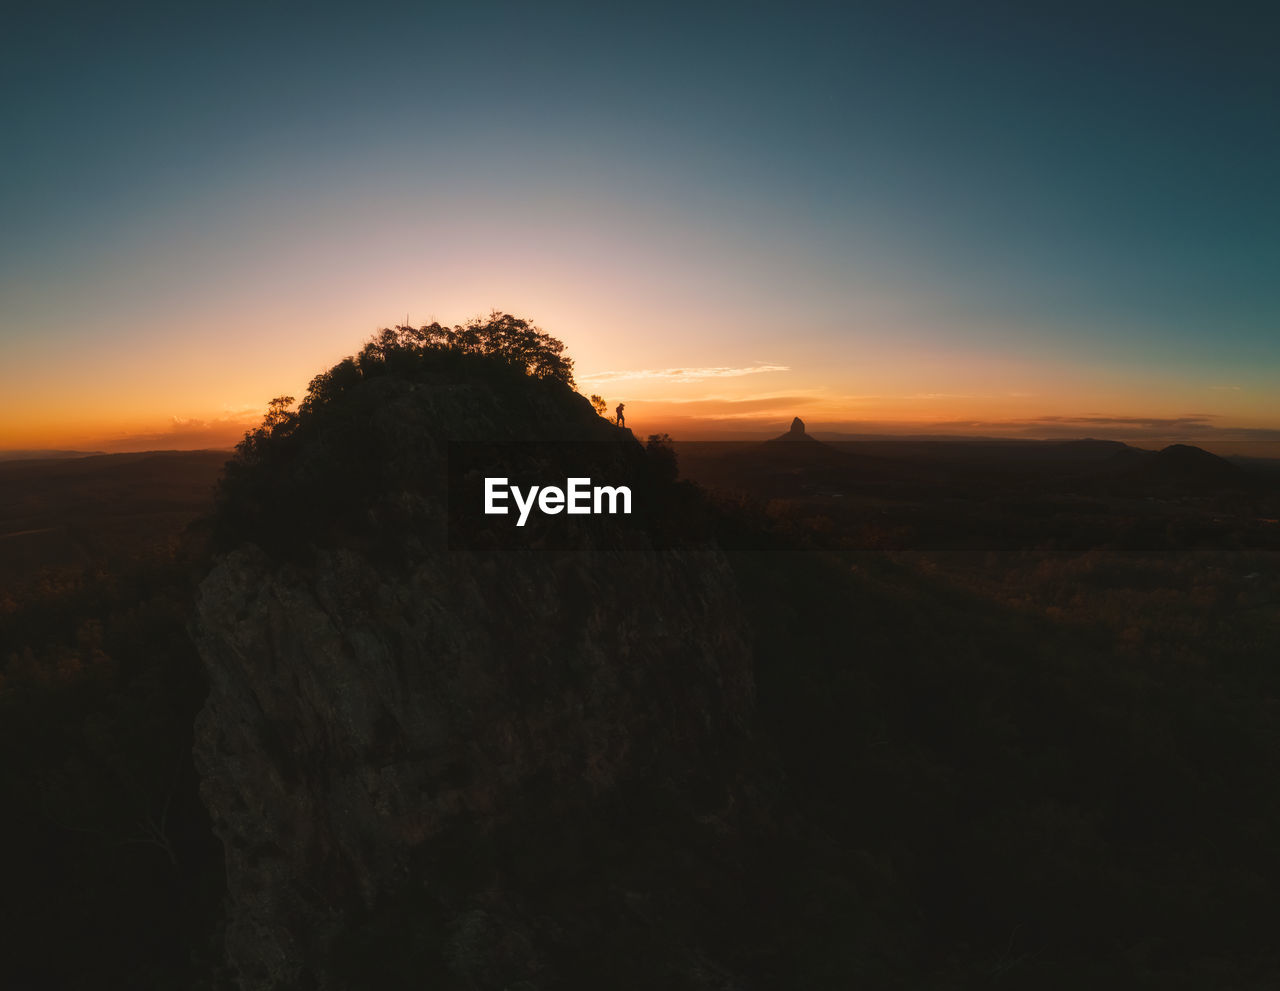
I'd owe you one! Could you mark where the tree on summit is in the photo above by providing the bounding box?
[220,312,583,544]
[282,311,576,426]
[393,311,575,387]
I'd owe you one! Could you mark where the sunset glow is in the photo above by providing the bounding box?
[3,5,1276,455]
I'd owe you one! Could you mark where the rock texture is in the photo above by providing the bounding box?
[192,352,757,988]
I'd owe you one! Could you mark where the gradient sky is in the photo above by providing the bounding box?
[2,1,1277,452]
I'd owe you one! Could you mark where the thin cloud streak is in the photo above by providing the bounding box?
[632,394,824,417]
[93,414,258,453]
[640,389,830,405]
[579,363,790,384]
[1030,414,1216,429]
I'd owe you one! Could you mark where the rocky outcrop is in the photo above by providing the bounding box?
[194,541,753,988]
[191,344,758,987]
[771,416,817,444]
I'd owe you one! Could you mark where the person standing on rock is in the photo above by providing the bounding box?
[615,403,626,428]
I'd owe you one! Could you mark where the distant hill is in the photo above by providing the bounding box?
[1151,443,1244,480]
[0,449,105,462]
[679,415,933,497]
[1091,442,1254,493]
[675,431,1277,509]
[769,416,820,443]
[758,416,861,468]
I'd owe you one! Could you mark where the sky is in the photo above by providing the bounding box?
[2,1,1277,453]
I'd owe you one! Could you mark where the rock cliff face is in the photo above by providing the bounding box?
[192,348,756,988]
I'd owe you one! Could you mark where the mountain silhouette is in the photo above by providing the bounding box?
[9,325,1280,988]
[199,324,757,986]
[1095,441,1252,493]
[1152,443,1244,480]
[770,415,818,443]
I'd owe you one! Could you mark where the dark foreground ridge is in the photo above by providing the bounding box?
[197,319,758,987]
[193,323,1280,988]
[4,318,1279,989]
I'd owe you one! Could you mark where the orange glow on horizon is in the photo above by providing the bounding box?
[9,388,1279,460]
[4,305,1277,456]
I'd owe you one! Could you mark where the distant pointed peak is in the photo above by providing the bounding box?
[769,416,819,444]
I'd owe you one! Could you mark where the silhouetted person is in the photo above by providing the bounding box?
[616,403,626,428]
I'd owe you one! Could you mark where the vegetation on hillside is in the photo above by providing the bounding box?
[2,321,1278,987]
[217,313,584,554]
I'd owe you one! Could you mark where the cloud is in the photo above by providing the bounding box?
[630,394,823,420]
[579,363,790,384]
[647,389,822,405]
[95,413,260,452]
[1028,414,1216,430]
[861,413,1280,444]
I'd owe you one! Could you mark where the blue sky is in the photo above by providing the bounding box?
[2,1,1277,448]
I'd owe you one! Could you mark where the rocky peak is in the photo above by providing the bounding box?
[769,415,818,445]
[192,347,757,989]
